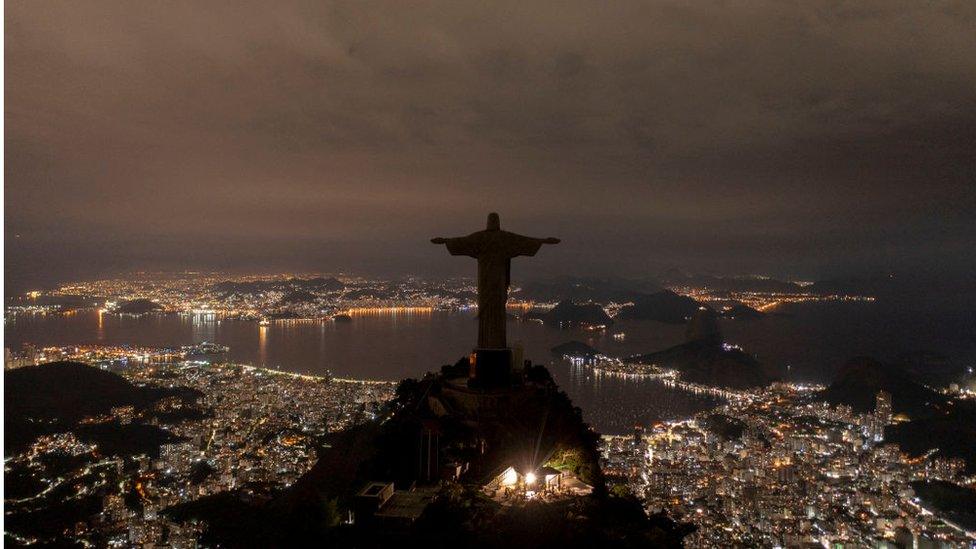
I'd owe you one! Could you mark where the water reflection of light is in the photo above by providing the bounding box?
[553,355,730,434]
[191,312,217,342]
[97,308,105,341]
[343,307,434,317]
[258,325,268,366]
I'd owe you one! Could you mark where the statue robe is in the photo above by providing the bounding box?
[440,230,548,349]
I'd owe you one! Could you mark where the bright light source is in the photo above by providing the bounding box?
[525,472,537,486]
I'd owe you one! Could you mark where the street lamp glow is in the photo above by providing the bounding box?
[525,472,537,486]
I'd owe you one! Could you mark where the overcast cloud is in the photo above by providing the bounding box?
[6,1,976,289]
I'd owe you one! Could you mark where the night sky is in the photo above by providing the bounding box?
[6,1,976,290]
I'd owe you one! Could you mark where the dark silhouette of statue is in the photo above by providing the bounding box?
[432,213,559,350]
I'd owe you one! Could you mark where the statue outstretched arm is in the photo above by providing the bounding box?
[506,234,560,257]
[431,235,481,257]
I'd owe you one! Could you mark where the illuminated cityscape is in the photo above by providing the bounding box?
[6,0,976,547]
[4,354,394,546]
[7,271,877,327]
[601,384,975,547]
[4,307,974,546]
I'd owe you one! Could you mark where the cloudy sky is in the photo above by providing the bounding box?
[6,0,976,289]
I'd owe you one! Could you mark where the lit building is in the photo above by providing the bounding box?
[875,390,892,425]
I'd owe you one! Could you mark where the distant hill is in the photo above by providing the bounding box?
[615,291,700,323]
[892,351,967,389]
[910,480,976,530]
[720,303,763,320]
[633,308,770,389]
[115,298,162,314]
[529,301,612,327]
[518,276,658,303]
[701,414,746,441]
[887,404,976,474]
[634,340,770,390]
[551,341,601,359]
[4,361,199,455]
[685,307,721,345]
[819,357,949,418]
[75,421,184,458]
[820,358,976,473]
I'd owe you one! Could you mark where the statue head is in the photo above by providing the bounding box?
[486,212,500,231]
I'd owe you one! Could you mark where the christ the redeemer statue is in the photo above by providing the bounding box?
[432,212,559,350]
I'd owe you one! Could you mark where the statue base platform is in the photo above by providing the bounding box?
[469,348,512,389]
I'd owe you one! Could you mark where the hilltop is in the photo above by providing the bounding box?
[819,357,976,472]
[615,290,700,323]
[4,361,199,455]
[551,341,601,359]
[720,303,764,320]
[114,298,163,315]
[164,364,691,548]
[819,357,949,418]
[633,308,771,389]
[526,301,612,327]
[518,276,656,303]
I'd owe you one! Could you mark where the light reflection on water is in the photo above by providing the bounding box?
[7,302,976,433]
[554,360,721,433]
[5,309,707,433]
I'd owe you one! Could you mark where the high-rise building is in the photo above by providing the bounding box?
[875,390,892,425]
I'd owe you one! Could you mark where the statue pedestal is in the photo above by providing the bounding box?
[470,348,512,389]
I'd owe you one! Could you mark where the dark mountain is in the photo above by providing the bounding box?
[910,480,976,530]
[75,421,183,458]
[819,357,949,418]
[633,309,771,389]
[720,303,763,320]
[4,361,200,455]
[701,414,746,441]
[551,340,601,359]
[820,358,976,473]
[518,276,658,303]
[634,340,770,390]
[685,307,721,345]
[892,350,967,389]
[115,298,162,314]
[887,404,976,474]
[529,301,612,327]
[615,290,700,323]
